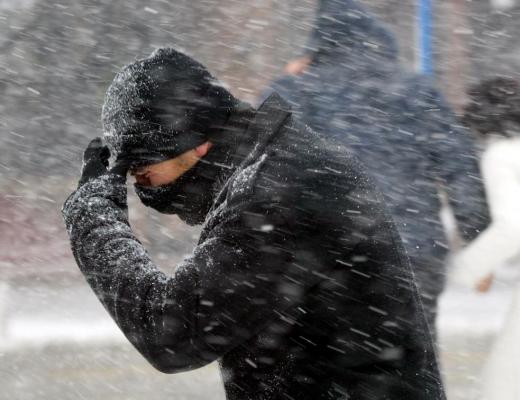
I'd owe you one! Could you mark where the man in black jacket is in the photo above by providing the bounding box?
[63,48,445,399]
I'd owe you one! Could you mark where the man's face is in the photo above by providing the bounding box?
[130,141,212,187]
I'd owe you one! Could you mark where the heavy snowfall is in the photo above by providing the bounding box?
[1,0,520,399]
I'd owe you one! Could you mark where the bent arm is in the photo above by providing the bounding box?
[451,221,519,288]
[63,175,203,372]
[63,174,320,373]
[451,144,520,287]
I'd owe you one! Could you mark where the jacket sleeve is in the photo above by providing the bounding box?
[419,85,491,242]
[450,141,520,287]
[63,174,319,373]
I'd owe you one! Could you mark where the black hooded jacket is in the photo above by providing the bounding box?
[265,0,490,318]
[63,93,445,399]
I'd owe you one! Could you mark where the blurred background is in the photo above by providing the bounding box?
[1,0,519,399]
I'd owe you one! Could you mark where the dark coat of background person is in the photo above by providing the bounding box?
[63,89,445,399]
[263,0,490,330]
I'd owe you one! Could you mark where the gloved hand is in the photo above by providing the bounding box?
[63,137,131,232]
[78,137,130,187]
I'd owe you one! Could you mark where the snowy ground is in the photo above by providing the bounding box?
[0,275,516,400]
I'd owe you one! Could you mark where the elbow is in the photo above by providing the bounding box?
[122,309,222,373]
[141,342,215,374]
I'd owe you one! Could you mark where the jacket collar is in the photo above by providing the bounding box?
[237,92,291,168]
[207,93,292,218]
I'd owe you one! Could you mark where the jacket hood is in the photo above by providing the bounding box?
[102,48,239,166]
[133,94,288,225]
[306,0,399,65]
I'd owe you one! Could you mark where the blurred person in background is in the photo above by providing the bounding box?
[62,48,446,400]
[261,0,490,339]
[452,77,520,400]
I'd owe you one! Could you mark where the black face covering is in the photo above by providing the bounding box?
[134,161,221,225]
[133,138,239,225]
[133,105,255,225]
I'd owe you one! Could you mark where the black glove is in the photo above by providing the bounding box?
[63,137,131,229]
[78,137,130,187]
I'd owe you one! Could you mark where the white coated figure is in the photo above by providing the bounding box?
[452,136,520,400]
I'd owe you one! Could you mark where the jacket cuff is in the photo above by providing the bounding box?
[62,173,127,233]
